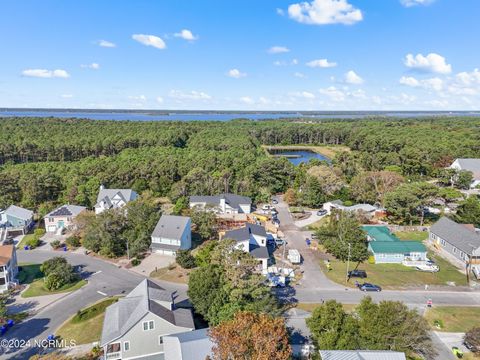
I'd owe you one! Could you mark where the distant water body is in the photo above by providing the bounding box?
[1,109,480,121]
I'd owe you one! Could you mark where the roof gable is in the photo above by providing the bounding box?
[4,205,33,221]
[151,215,190,240]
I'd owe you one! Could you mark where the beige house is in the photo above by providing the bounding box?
[44,205,86,234]
[0,245,18,293]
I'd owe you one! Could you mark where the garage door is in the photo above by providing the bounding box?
[47,225,57,233]
[155,249,175,256]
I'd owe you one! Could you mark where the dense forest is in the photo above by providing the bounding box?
[1,116,479,223]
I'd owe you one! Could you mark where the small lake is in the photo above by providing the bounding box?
[269,149,330,166]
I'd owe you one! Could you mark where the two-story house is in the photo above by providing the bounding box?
[150,215,191,256]
[101,279,195,360]
[0,205,34,235]
[189,193,251,215]
[94,185,138,215]
[449,158,480,188]
[0,245,18,293]
[44,204,87,234]
[223,223,270,272]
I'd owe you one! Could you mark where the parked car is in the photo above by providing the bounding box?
[272,219,280,225]
[416,263,439,272]
[272,199,278,205]
[464,339,479,352]
[262,204,272,211]
[359,283,381,292]
[275,238,286,246]
[348,270,367,278]
[316,209,327,216]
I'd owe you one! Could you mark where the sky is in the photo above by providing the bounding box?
[1,0,479,111]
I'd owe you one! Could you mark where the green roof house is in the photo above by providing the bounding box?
[363,226,427,264]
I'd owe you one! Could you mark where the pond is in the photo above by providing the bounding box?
[269,149,330,166]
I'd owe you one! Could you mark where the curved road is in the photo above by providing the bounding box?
[1,250,187,359]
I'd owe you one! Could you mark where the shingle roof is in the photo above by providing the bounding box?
[363,226,399,242]
[164,328,213,360]
[0,245,14,266]
[190,193,251,209]
[250,245,269,259]
[95,188,138,208]
[224,223,267,242]
[430,217,480,255]
[319,350,406,360]
[4,205,33,221]
[151,215,190,240]
[369,241,426,254]
[454,159,480,180]
[101,279,194,346]
[45,204,86,218]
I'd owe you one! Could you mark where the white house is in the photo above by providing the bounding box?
[322,200,378,217]
[189,193,251,215]
[163,328,213,360]
[94,185,138,215]
[0,245,18,293]
[150,215,192,256]
[450,158,480,188]
[101,279,195,360]
[223,223,270,272]
[44,204,86,233]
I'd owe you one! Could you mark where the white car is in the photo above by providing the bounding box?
[415,264,440,272]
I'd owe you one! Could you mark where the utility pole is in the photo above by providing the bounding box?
[126,239,130,260]
[345,242,351,284]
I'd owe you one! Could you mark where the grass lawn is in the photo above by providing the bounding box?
[297,303,357,313]
[150,264,191,284]
[19,263,87,298]
[319,253,468,289]
[393,231,429,241]
[424,306,480,332]
[56,297,119,345]
[17,234,36,249]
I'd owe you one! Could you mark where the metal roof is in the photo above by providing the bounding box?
[369,240,426,254]
[363,226,399,242]
[151,215,190,240]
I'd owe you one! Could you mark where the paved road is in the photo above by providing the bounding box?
[1,251,187,359]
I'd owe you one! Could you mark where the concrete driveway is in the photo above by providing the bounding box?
[129,252,176,276]
[294,211,325,229]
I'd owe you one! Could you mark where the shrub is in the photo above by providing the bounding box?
[50,240,62,249]
[176,250,197,269]
[131,258,141,267]
[41,257,78,290]
[66,235,81,248]
[44,273,64,290]
[26,236,40,249]
[34,228,46,237]
[367,255,375,264]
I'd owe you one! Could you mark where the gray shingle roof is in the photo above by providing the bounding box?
[190,193,251,209]
[454,158,480,179]
[45,204,86,218]
[95,188,138,208]
[164,328,213,360]
[319,350,406,360]
[101,279,194,346]
[4,205,33,221]
[151,215,190,240]
[430,217,480,255]
[250,245,269,259]
[224,223,267,242]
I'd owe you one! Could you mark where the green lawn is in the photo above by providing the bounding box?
[393,231,429,241]
[19,263,87,298]
[425,306,480,332]
[319,253,468,289]
[57,297,119,345]
[17,234,36,249]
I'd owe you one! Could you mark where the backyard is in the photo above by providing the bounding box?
[56,297,119,344]
[150,264,191,284]
[393,231,429,241]
[18,263,87,298]
[425,306,480,332]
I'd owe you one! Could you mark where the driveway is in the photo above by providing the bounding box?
[294,211,325,229]
[129,252,175,276]
[2,250,187,359]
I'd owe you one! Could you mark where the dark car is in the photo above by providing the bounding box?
[348,270,367,279]
[359,283,381,292]
[316,209,327,216]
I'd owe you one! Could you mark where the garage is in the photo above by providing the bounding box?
[47,225,57,233]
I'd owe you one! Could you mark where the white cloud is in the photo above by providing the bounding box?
[22,69,70,78]
[404,53,452,74]
[240,96,255,105]
[344,70,364,84]
[455,69,480,87]
[60,94,73,98]
[174,29,198,41]
[276,8,285,16]
[156,96,164,104]
[128,95,147,101]
[399,76,420,87]
[80,63,100,70]
[290,91,316,99]
[294,72,306,78]
[292,59,299,65]
[319,86,345,101]
[268,46,290,54]
[400,0,435,7]
[227,69,247,78]
[306,58,337,68]
[288,0,363,25]
[96,40,116,48]
[169,90,212,100]
[132,34,166,49]
[399,76,443,91]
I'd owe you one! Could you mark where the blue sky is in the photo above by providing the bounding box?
[1,0,479,110]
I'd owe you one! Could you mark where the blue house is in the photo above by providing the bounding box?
[363,226,427,264]
[0,205,34,234]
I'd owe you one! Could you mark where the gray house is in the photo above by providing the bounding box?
[101,279,195,360]
[151,215,192,256]
[430,217,480,265]
[450,158,480,188]
[319,350,406,360]
[0,205,34,235]
[94,185,138,215]
[163,328,213,360]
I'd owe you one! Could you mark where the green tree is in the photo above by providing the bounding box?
[455,196,480,227]
[41,257,78,290]
[191,208,217,241]
[176,250,197,269]
[301,175,325,207]
[194,240,218,267]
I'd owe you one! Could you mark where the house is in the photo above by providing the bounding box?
[189,193,252,215]
[430,217,480,265]
[101,279,195,360]
[94,185,138,214]
[44,205,86,234]
[450,158,480,188]
[0,245,18,293]
[151,215,191,256]
[322,200,378,217]
[319,350,406,360]
[163,328,213,360]
[364,225,427,264]
[223,223,270,272]
[0,205,34,235]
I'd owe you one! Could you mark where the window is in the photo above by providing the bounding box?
[149,320,154,330]
[143,321,149,331]
[124,341,130,351]
[453,247,457,254]
[441,239,446,246]
[159,336,163,345]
